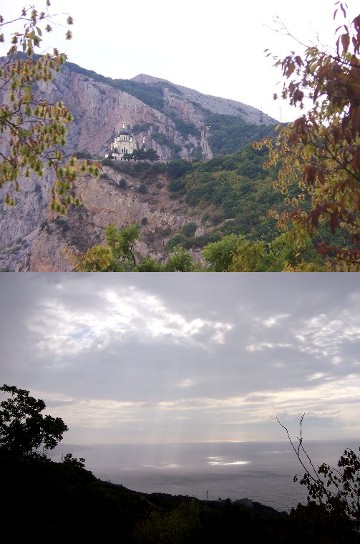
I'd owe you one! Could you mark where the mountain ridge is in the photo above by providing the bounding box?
[0,59,278,271]
[131,73,277,125]
[61,60,277,160]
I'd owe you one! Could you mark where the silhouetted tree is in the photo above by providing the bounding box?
[278,414,360,540]
[0,384,68,459]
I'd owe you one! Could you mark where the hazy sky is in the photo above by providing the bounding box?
[3,0,358,122]
[1,273,360,446]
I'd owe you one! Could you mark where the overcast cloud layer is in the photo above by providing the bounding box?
[0,273,359,445]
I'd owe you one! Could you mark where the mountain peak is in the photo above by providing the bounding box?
[132,74,170,85]
[132,73,277,125]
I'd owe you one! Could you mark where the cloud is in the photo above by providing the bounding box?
[294,312,360,360]
[1,272,360,443]
[178,379,195,388]
[43,370,360,443]
[26,286,233,360]
[259,314,290,328]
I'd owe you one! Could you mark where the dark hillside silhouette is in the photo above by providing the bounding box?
[1,385,359,543]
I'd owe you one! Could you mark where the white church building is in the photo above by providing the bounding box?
[105,123,135,160]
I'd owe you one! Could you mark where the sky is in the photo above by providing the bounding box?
[1,272,360,447]
[2,0,359,122]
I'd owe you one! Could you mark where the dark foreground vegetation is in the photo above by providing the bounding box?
[1,384,360,543]
[2,450,359,544]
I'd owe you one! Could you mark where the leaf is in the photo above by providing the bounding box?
[352,147,360,172]
[303,165,317,184]
[353,14,360,31]
[341,32,350,53]
[340,2,347,18]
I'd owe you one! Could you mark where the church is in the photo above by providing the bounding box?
[105,123,135,160]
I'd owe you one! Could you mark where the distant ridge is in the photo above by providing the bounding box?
[132,73,277,125]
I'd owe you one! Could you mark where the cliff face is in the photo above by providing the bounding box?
[132,73,276,125]
[36,67,177,160]
[37,65,215,162]
[37,64,277,162]
[0,166,206,271]
[0,63,276,271]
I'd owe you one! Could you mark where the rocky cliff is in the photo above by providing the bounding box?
[0,165,207,271]
[37,63,277,162]
[0,62,277,271]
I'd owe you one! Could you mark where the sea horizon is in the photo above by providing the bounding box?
[51,437,359,513]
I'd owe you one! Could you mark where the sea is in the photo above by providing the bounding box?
[51,439,359,513]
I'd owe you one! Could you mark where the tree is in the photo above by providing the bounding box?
[105,223,140,266]
[162,245,197,271]
[278,414,360,539]
[0,384,68,459]
[202,231,322,271]
[73,223,144,271]
[62,452,86,469]
[124,148,160,162]
[73,223,199,272]
[202,234,240,271]
[72,244,114,272]
[0,1,99,213]
[259,2,360,270]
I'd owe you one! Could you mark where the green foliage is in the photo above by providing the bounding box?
[185,169,282,238]
[0,384,68,459]
[166,159,193,180]
[168,177,186,193]
[165,145,286,243]
[74,223,200,272]
[202,234,241,271]
[137,183,148,194]
[128,148,160,162]
[74,223,139,271]
[181,222,198,237]
[166,233,190,251]
[131,122,152,134]
[162,245,197,271]
[205,112,276,155]
[102,157,166,179]
[135,256,162,272]
[165,229,222,253]
[172,117,199,138]
[118,178,128,189]
[0,2,98,212]
[105,223,139,265]
[74,244,114,271]
[79,142,328,271]
[203,229,323,271]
